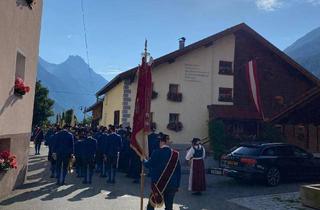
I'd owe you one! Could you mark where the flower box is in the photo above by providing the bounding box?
[0,151,17,172]
[14,77,30,97]
[218,95,233,102]
[167,92,182,102]
[167,122,183,132]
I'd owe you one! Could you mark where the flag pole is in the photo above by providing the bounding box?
[140,39,148,210]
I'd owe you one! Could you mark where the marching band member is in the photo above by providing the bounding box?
[81,132,97,184]
[144,134,181,210]
[103,125,121,183]
[52,125,75,185]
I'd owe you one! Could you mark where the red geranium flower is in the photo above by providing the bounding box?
[15,77,24,86]
[24,86,30,93]
[0,151,10,159]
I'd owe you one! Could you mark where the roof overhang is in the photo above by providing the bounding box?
[85,99,103,113]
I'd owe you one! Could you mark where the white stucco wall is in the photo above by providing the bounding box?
[128,35,235,144]
[0,0,43,135]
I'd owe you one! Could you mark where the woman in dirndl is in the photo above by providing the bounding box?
[185,138,206,195]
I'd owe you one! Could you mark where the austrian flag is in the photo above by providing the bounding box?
[130,53,152,158]
[246,60,264,119]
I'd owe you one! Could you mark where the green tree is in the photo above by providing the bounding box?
[81,116,92,125]
[32,81,54,127]
[64,109,74,125]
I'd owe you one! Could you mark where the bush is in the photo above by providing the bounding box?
[209,120,227,160]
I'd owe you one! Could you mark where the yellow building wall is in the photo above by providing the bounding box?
[101,81,124,126]
[128,35,235,144]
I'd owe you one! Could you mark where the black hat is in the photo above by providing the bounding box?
[192,138,201,144]
[159,133,169,142]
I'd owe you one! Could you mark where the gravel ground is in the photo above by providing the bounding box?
[229,192,314,210]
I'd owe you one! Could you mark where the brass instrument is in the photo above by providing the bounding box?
[68,155,76,174]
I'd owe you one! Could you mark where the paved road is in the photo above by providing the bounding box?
[0,146,309,210]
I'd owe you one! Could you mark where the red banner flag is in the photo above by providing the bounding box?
[246,59,264,119]
[130,53,152,158]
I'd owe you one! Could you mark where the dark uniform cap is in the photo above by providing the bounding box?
[192,138,201,144]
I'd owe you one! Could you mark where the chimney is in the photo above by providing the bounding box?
[179,37,186,50]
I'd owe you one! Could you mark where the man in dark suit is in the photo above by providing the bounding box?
[32,125,44,155]
[93,126,105,174]
[103,125,121,183]
[74,132,85,178]
[98,129,108,177]
[81,132,97,184]
[47,125,59,178]
[52,125,75,185]
[144,134,181,210]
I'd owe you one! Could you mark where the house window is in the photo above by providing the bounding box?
[15,52,26,79]
[151,83,158,99]
[114,110,120,126]
[169,84,179,94]
[167,113,183,132]
[0,138,11,152]
[219,61,233,75]
[167,84,182,102]
[218,87,233,102]
[169,113,179,123]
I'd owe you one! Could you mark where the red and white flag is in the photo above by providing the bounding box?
[130,43,152,158]
[246,60,264,119]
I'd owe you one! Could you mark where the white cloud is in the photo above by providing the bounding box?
[255,0,282,11]
[306,0,320,5]
[97,67,125,76]
[254,0,320,11]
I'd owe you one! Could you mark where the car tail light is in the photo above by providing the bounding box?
[240,158,257,166]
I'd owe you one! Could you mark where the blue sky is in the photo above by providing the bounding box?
[39,0,320,81]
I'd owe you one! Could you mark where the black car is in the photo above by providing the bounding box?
[220,143,320,186]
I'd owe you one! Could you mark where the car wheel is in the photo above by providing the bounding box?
[266,167,281,186]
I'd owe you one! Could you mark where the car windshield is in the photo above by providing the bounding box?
[231,146,261,156]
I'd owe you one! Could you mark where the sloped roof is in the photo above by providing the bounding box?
[96,23,320,96]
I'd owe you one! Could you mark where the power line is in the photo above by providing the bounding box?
[80,0,93,87]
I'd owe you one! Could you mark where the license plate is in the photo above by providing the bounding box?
[227,160,238,166]
[209,168,223,175]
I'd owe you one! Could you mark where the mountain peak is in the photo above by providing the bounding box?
[37,56,107,119]
[285,25,320,78]
[65,55,86,64]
